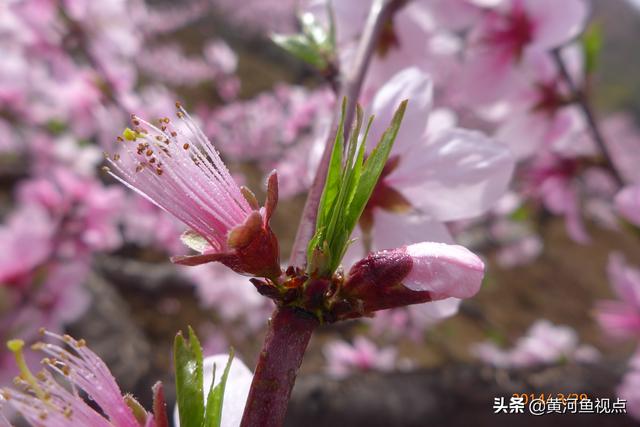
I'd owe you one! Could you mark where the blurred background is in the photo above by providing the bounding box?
[1,0,640,426]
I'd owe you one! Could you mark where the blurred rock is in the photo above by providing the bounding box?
[287,362,636,427]
[68,272,152,391]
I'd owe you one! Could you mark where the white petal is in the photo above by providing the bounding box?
[369,67,433,156]
[403,242,484,299]
[390,128,515,221]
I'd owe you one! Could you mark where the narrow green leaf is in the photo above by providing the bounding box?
[318,97,347,229]
[308,98,346,266]
[174,327,205,427]
[307,98,407,276]
[203,351,235,427]
[324,105,363,258]
[343,100,407,253]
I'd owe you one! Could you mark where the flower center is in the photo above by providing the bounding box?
[485,3,535,60]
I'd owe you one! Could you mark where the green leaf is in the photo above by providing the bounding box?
[174,327,205,427]
[509,204,530,222]
[307,98,407,276]
[345,101,407,235]
[203,351,235,427]
[271,33,327,69]
[271,9,335,71]
[317,98,347,231]
[582,22,603,75]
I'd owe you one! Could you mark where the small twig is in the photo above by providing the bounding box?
[289,0,402,267]
[552,48,625,187]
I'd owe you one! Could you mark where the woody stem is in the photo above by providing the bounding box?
[239,307,318,427]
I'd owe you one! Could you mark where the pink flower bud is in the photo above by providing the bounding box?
[342,242,484,316]
[402,242,484,299]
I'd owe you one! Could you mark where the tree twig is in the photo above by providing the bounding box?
[552,49,625,187]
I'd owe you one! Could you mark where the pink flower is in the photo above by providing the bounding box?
[1,332,162,427]
[18,168,124,256]
[181,264,274,334]
[600,113,640,184]
[596,253,640,340]
[618,350,640,420]
[339,242,484,317]
[105,104,281,278]
[121,196,184,254]
[472,319,600,368]
[323,336,397,379]
[615,185,640,227]
[0,206,52,285]
[173,354,253,427]
[459,0,588,105]
[491,46,586,159]
[524,154,590,244]
[359,68,514,240]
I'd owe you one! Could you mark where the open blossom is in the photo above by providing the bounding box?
[173,354,253,427]
[472,319,600,368]
[17,168,124,256]
[491,46,585,160]
[459,0,588,105]
[181,264,274,335]
[596,253,640,339]
[104,104,281,278]
[323,337,398,379]
[1,332,163,427]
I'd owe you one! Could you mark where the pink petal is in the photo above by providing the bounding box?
[403,242,485,299]
[615,185,640,227]
[526,0,588,50]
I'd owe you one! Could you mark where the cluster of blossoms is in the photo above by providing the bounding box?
[472,319,600,368]
[0,0,256,388]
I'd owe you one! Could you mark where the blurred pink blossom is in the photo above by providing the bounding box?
[18,168,124,255]
[596,253,640,340]
[459,0,587,105]
[472,319,600,368]
[323,336,398,379]
[615,185,640,227]
[618,350,640,420]
[181,264,274,335]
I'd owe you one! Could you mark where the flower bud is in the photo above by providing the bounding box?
[342,242,484,315]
